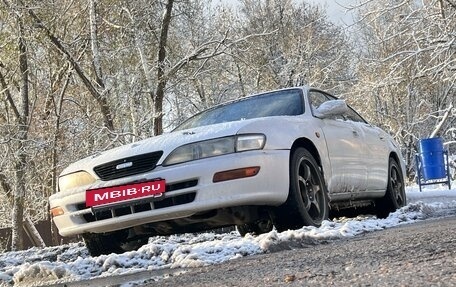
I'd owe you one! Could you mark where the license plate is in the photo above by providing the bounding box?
[86,179,166,207]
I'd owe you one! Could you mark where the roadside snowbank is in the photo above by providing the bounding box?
[0,186,455,287]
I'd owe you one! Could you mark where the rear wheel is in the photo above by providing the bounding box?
[273,148,329,232]
[375,158,406,218]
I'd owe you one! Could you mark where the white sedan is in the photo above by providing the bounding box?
[49,86,406,256]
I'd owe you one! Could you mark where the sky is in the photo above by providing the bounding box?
[216,0,359,26]
[305,0,358,25]
[1,183,455,287]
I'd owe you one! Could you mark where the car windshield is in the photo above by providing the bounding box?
[175,89,304,130]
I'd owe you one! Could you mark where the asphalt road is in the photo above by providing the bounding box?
[45,215,456,287]
[148,216,456,287]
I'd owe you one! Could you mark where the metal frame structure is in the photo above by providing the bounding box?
[415,150,452,192]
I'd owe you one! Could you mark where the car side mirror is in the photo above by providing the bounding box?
[314,100,348,118]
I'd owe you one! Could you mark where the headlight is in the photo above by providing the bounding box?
[236,134,266,151]
[59,171,96,193]
[163,134,266,166]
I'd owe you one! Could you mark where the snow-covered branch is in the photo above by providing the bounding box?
[430,104,454,138]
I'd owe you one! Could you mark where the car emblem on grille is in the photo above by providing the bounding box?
[116,161,133,170]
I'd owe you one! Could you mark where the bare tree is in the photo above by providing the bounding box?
[231,0,353,94]
[21,0,116,134]
[349,0,456,177]
[0,0,32,250]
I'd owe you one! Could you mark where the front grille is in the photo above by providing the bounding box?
[78,192,197,223]
[76,179,198,223]
[94,151,163,181]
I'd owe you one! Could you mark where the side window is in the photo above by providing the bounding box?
[308,91,343,120]
[308,91,331,114]
[309,90,367,123]
[344,106,367,123]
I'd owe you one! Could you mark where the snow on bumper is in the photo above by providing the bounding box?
[50,150,290,236]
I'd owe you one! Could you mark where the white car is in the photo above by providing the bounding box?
[49,86,406,255]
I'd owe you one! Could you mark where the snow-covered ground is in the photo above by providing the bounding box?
[1,184,455,287]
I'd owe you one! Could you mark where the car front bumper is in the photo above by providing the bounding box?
[50,149,290,236]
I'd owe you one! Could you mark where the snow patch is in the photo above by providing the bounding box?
[0,186,455,286]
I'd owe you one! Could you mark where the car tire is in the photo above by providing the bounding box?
[82,230,147,256]
[82,232,124,256]
[237,219,273,237]
[273,147,329,232]
[375,158,406,218]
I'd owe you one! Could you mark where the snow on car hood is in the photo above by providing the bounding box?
[60,119,266,176]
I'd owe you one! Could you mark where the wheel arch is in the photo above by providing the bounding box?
[389,151,406,179]
[389,151,400,165]
[273,139,330,230]
[291,138,322,168]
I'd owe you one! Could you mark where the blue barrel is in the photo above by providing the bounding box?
[419,137,446,180]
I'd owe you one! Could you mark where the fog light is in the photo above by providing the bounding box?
[50,207,65,217]
[213,167,260,183]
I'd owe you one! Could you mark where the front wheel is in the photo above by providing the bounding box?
[82,230,147,256]
[237,218,273,237]
[273,148,329,232]
[375,158,406,218]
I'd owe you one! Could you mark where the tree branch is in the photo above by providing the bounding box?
[0,171,12,198]
[443,0,456,10]
[429,103,454,138]
[20,0,115,132]
[0,68,21,120]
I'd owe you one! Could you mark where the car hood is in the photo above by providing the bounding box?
[60,119,266,177]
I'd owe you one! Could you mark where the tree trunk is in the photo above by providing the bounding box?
[11,19,29,251]
[89,0,104,88]
[49,69,72,245]
[154,82,165,135]
[24,217,46,248]
[124,3,156,138]
[153,0,174,136]
[0,172,46,249]
[12,142,26,251]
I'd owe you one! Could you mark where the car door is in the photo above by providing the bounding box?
[343,105,389,191]
[360,126,390,191]
[308,91,368,194]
